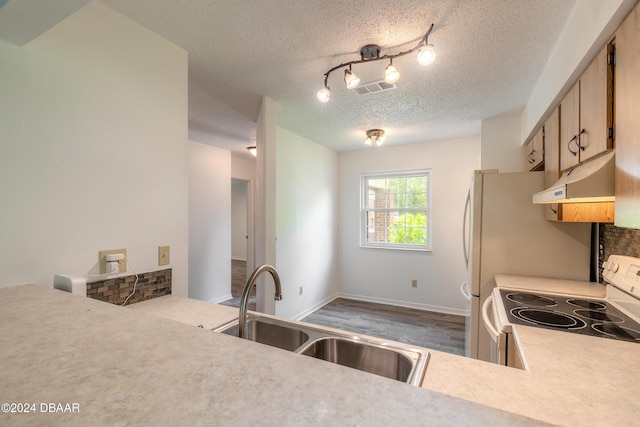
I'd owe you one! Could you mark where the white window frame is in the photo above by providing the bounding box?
[360,168,432,252]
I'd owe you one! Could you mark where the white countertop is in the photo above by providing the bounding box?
[0,285,544,426]
[444,274,639,426]
[130,288,640,426]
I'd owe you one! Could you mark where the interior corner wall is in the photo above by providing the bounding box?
[274,127,339,320]
[255,97,278,314]
[480,112,524,172]
[188,142,231,302]
[338,136,481,314]
[0,2,189,294]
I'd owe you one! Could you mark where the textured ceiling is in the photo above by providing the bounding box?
[7,0,579,158]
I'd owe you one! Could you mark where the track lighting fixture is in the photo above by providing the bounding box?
[317,23,435,103]
[344,65,360,89]
[365,129,385,147]
[384,59,400,84]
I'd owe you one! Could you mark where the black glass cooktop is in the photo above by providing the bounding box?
[499,289,640,344]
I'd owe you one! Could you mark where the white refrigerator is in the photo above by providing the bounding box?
[461,170,592,362]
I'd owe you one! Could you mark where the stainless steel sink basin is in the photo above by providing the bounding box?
[213,314,429,386]
[216,317,310,352]
[298,337,417,384]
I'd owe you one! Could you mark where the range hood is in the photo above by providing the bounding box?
[533,150,615,204]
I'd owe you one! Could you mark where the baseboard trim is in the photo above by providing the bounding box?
[209,293,233,304]
[291,294,339,321]
[334,292,467,317]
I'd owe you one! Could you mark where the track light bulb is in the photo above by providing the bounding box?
[317,86,331,103]
[384,63,400,84]
[344,69,360,89]
[417,45,436,65]
[365,136,372,146]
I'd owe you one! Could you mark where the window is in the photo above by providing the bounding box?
[361,169,431,251]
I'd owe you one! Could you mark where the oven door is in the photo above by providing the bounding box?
[482,294,507,365]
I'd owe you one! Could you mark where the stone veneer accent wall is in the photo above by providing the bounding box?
[599,224,640,282]
[87,269,171,306]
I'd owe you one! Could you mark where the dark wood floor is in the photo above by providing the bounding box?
[221,260,465,356]
[301,298,466,356]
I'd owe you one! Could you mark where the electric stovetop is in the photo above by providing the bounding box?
[499,288,640,343]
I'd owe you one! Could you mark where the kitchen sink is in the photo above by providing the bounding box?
[216,317,310,352]
[213,314,429,386]
[298,337,416,383]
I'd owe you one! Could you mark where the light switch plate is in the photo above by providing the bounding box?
[158,245,170,266]
[99,248,127,274]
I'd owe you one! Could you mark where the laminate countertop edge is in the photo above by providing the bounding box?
[0,285,544,427]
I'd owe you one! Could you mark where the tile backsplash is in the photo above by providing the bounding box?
[599,224,640,282]
[87,269,171,305]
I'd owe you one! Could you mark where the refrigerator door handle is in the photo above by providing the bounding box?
[463,188,471,269]
[460,281,472,301]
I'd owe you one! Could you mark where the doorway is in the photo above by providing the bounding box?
[226,178,255,309]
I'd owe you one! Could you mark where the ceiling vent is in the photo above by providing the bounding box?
[354,80,398,95]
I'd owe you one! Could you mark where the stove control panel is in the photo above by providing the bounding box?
[604,255,640,298]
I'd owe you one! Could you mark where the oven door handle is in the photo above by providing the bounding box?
[482,295,504,349]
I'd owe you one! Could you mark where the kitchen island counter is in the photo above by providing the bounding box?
[0,285,542,426]
[128,289,640,426]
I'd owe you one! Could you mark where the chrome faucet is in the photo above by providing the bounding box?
[238,264,283,338]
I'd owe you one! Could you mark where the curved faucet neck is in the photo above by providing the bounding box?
[238,264,283,339]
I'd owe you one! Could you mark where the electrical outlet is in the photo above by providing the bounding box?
[412,279,418,288]
[299,286,303,296]
[99,249,127,274]
[158,245,170,266]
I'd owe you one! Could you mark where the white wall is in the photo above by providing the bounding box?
[338,137,481,314]
[254,97,278,314]
[231,180,247,260]
[188,142,231,302]
[481,112,524,172]
[0,2,189,294]
[231,156,256,182]
[275,127,339,319]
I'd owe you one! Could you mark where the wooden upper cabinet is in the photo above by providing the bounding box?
[614,4,640,229]
[560,44,614,172]
[524,128,544,171]
[560,81,580,171]
[579,44,614,162]
[543,107,560,221]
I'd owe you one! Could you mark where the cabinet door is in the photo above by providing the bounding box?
[524,129,544,171]
[579,44,613,162]
[543,107,561,221]
[560,81,580,171]
[614,5,640,229]
[524,139,534,170]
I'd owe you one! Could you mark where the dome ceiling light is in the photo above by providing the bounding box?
[365,129,386,147]
[317,23,435,103]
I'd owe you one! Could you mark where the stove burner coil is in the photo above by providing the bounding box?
[506,293,557,307]
[592,324,640,341]
[510,307,586,329]
[566,299,606,310]
[574,309,624,323]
